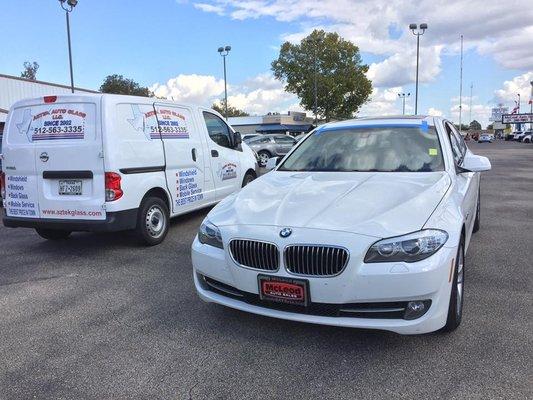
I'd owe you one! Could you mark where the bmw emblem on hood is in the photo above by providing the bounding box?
[279,228,292,238]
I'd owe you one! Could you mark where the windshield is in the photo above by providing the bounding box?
[278,125,444,172]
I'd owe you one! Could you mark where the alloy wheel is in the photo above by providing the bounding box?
[258,152,270,166]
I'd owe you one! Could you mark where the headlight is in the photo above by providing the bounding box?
[198,219,223,249]
[364,229,448,263]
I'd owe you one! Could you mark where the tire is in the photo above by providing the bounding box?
[135,196,170,246]
[242,172,256,187]
[472,188,480,233]
[257,150,271,167]
[35,228,71,240]
[441,238,465,333]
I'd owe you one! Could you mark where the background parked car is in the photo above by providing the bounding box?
[245,134,297,166]
[513,131,525,141]
[478,134,493,143]
[242,133,260,142]
[0,135,3,206]
[522,132,532,143]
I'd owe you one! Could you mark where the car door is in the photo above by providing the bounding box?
[273,135,296,155]
[446,122,478,245]
[201,111,243,200]
[153,103,206,214]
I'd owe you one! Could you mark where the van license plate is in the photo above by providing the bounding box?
[59,180,82,195]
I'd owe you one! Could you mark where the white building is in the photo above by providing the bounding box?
[0,73,96,135]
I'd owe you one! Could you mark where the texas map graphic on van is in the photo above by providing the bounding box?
[15,106,87,142]
[219,163,238,181]
[127,104,190,140]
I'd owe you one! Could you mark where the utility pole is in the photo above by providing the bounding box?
[458,35,464,134]
[530,81,533,131]
[469,82,473,127]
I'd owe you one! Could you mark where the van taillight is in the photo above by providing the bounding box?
[105,172,123,202]
[0,172,5,201]
[44,96,57,103]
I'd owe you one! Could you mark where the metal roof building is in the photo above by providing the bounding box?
[228,111,314,136]
[0,74,96,133]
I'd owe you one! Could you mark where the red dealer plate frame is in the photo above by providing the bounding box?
[258,275,309,306]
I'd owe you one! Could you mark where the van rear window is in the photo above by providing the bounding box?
[7,103,96,143]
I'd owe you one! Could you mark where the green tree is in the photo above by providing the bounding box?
[21,61,39,80]
[212,99,249,117]
[486,123,494,130]
[469,120,482,130]
[454,123,470,131]
[100,74,152,97]
[271,29,372,122]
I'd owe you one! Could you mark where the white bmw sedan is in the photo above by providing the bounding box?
[191,116,491,335]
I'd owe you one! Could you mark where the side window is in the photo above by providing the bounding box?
[274,136,296,144]
[202,112,232,148]
[250,137,270,144]
[445,123,463,165]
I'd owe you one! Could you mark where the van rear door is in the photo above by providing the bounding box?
[3,105,40,219]
[6,95,106,220]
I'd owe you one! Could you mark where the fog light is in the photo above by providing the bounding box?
[403,300,430,320]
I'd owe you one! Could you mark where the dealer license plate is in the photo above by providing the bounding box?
[59,180,82,196]
[258,275,309,306]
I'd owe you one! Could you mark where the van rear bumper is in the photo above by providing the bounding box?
[2,208,138,232]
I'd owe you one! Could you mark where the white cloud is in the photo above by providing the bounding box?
[194,0,533,76]
[193,3,225,15]
[367,46,443,87]
[359,87,406,117]
[150,72,302,115]
[449,100,492,128]
[494,72,533,105]
[150,74,225,104]
[428,108,443,117]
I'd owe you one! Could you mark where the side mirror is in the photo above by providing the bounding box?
[265,157,279,171]
[233,131,242,147]
[460,153,491,173]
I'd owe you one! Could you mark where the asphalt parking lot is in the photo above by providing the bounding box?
[0,140,531,399]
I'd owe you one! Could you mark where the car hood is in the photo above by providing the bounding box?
[209,171,451,238]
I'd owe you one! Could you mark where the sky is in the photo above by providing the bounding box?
[1,0,532,127]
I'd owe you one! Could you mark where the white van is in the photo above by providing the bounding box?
[1,94,257,245]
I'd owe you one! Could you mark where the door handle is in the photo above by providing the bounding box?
[211,150,219,157]
[191,148,197,162]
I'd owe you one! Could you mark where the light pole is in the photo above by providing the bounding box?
[517,93,522,132]
[530,81,533,131]
[398,93,410,115]
[409,23,428,115]
[59,0,78,93]
[218,45,231,119]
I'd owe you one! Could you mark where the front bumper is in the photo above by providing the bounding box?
[191,226,457,335]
